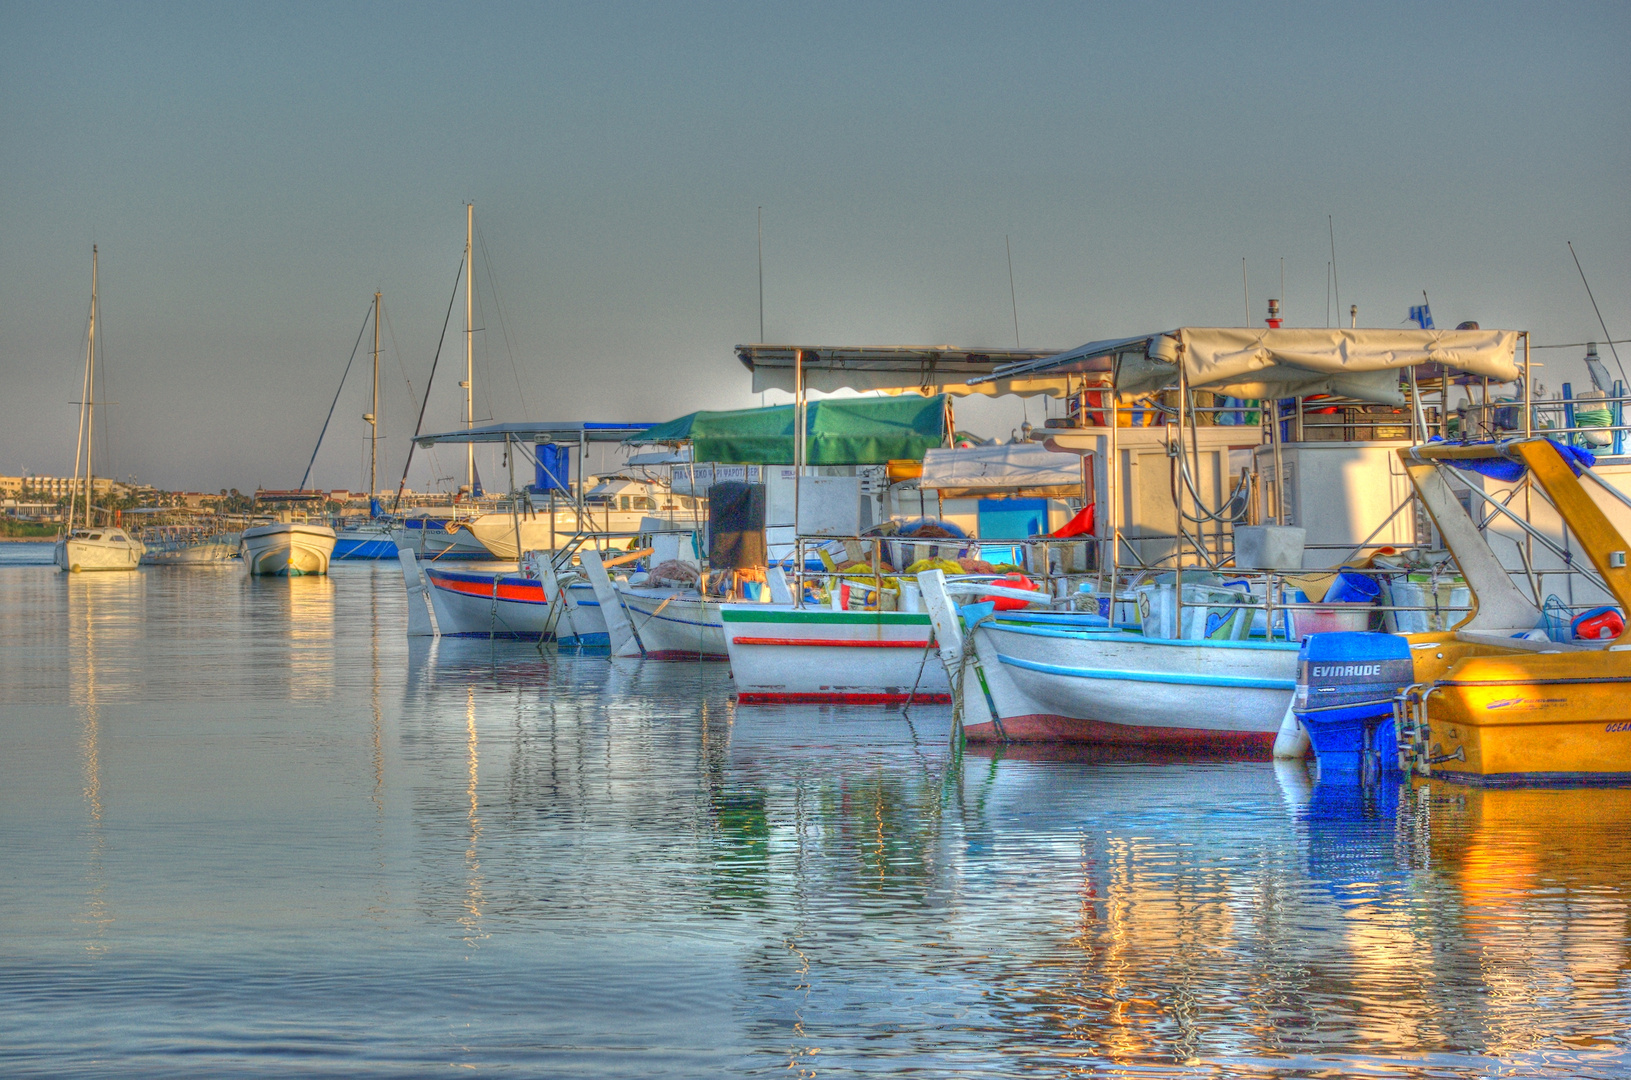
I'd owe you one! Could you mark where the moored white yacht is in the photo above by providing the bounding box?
[56,527,144,572]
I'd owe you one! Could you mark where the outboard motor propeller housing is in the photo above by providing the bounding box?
[1294,632,1414,779]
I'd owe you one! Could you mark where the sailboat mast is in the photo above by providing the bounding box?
[68,248,94,533]
[464,202,474,495]
[370,290,380,500]
[85,246,98,527]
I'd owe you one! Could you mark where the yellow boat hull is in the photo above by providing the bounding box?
[1414,649,1631,784]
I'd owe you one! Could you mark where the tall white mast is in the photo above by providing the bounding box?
[84,246,99,527]
[68,248,95,533]
[368,290,380,501]
[464,202,475,494]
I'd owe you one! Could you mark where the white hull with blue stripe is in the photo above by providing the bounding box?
[968,615,1298,751]
[614,585,728,659]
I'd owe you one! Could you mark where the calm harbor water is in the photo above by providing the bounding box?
[2,539,1629,1077]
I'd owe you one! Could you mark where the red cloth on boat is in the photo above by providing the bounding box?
[1050,503,1095,538]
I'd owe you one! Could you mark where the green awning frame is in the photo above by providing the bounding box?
[626,394,950,465]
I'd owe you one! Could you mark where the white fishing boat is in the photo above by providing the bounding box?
[54,246,145,574]
[240,521,337,576]
[419,562,606,644]
[720,602,949,703]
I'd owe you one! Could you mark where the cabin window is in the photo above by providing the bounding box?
[634,496,655,510]
[619,496,631,511]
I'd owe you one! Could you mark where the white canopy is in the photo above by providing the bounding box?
[920,441,1086,496]
[1118,327,1522,405]
[737,344,1066,397]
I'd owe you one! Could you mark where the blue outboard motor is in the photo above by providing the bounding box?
[1294,632,1414,778]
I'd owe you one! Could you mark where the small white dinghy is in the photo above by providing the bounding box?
[240,522,337,576]
[55,527,144,572]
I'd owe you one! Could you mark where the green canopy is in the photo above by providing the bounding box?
[626,394,949,465]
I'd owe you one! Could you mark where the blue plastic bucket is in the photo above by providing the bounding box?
[1324,570,1381,605]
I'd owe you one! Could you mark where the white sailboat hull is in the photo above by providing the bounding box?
[617,586,728,659]
[971,619,1298,751]
[54,529,144,572]
[720,604,950,703]
[240,523,337,576]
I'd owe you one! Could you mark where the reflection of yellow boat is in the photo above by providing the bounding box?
[1397,439,1631,784]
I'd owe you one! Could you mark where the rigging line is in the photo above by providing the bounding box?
[392,256,465,511]
[1566,241,1628,384]
[474,220,529,417]
[1530,338,1631,350]
[300,302,375,492]
[380,301,420,411]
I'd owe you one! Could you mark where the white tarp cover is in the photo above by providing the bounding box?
[1118,327,1521,405]
[739,345,1065,397]
[920,441,1085,493]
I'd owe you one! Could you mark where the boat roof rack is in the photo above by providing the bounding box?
[415,421,656,447]
[736,344,1064,396]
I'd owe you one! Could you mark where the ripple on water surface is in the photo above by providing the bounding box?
[0,560,1628,1077]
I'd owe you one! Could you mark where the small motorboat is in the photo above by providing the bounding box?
[1295,438,1630,784]
[240,521,337,576]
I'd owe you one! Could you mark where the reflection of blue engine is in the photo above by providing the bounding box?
[1304,778,1406,908]
[1294,633,1414,778]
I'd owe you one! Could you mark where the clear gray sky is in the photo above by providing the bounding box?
[2,1,1626,493]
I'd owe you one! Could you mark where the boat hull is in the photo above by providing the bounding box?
[618,587,727,659]
[972,619,1299,751]
[389,520,490,559]
[332,529,398,559]
[1418,651,1631,785]
[240,523,337,576]
[54,531,144,572]
[140,536,239,565]
[720,605,949,703]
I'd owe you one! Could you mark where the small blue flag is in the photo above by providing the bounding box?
[1408,304,1434,330]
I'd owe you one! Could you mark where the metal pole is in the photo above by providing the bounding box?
[465,203,475,494]
[370,290,380,501]
[793,348,804,539]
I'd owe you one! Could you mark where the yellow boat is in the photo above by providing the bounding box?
[1394,438,1630,784]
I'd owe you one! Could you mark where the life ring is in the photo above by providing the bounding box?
[982,572,1038,611]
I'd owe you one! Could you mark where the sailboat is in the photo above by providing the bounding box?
[333,290,399,559]
[55,246,144,573]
